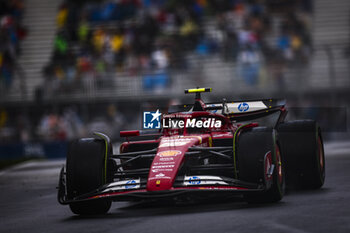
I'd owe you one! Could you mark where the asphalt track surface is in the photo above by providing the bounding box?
[1,141,350,233]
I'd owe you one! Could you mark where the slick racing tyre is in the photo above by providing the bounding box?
[237,127,284,203]
[66,138,112,215]
[277,120,325,189]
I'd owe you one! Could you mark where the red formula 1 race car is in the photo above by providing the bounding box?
[57,88,325,215]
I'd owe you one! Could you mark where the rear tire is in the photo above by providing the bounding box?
[66,138,112,215]
[277,120,325,189]
[237,127,284,203]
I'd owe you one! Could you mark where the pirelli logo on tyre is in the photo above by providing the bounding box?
[158,150,182,157]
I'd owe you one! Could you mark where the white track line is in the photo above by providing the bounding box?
[324,141,350,156]
[0,159,65,176]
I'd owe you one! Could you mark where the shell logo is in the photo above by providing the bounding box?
[158,150,182,157]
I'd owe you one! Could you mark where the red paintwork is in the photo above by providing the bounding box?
[120,130,140,137]
[146,135,212,191]
[119,111,255,192]
[196,98,207,111]
[120,111,235,153]
[116,100,285,196]
[60,97,288,205]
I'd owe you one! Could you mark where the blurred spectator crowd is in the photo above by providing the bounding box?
[0,98,346,144]
[43,0,313,93]
[0,0,26,90]
[0,104,128,143]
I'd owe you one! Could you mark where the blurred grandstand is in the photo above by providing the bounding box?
[0,0,349,147]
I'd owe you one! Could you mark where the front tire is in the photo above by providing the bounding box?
[237,127,284,203]
[66,138,112,215]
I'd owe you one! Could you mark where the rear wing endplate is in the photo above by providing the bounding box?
[168,99,286,122]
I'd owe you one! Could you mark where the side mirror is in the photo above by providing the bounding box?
[120,130,140,137]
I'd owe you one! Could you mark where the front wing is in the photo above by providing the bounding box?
[58,167,266,204]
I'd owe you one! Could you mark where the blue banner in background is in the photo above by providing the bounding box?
[0,141,68,159]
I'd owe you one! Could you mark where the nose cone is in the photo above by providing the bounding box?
[146,144,187,192]
[146,135,210,192]
[147,176,174,191]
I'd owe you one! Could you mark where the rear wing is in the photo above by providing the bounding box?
[168,99,287,122]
